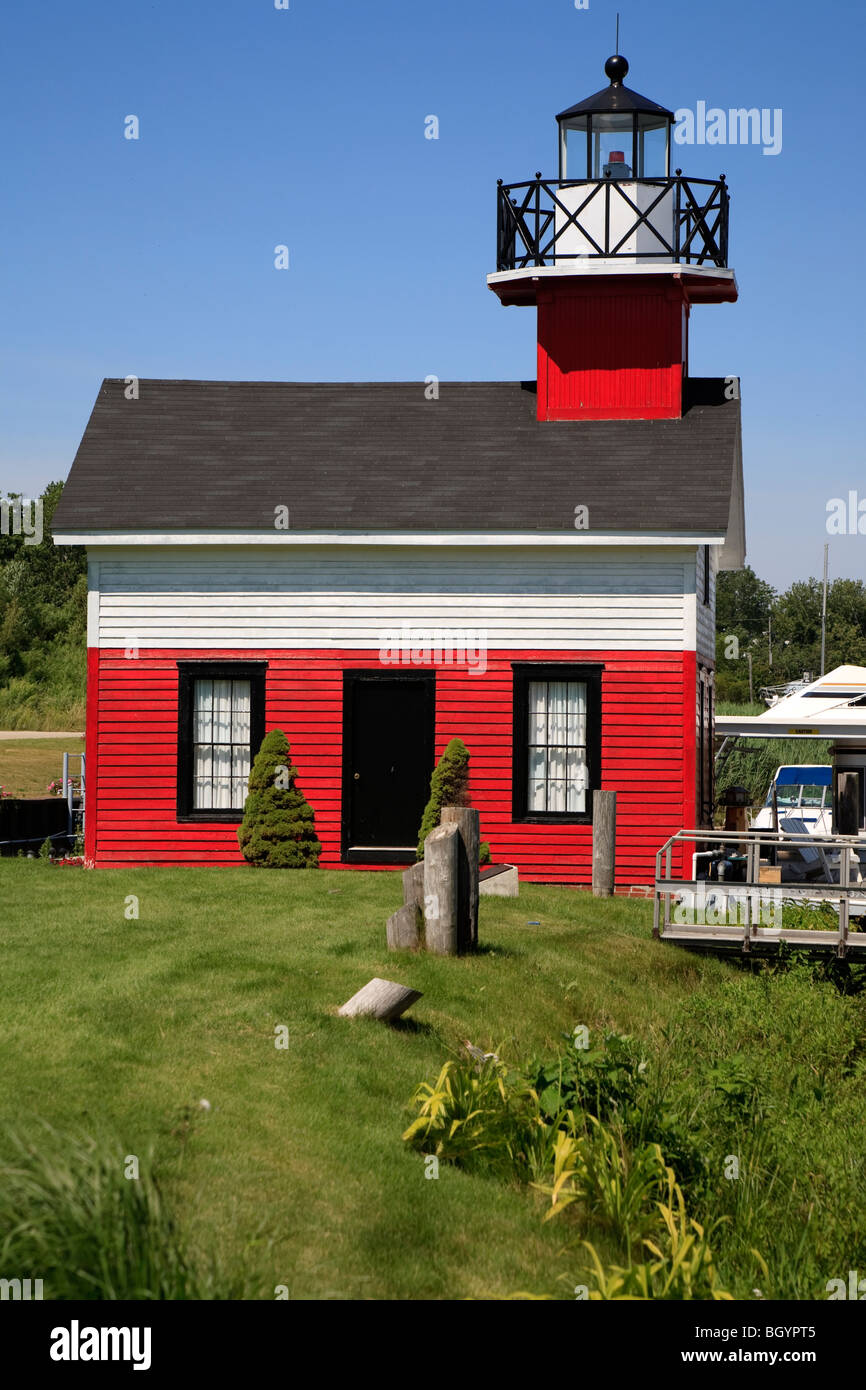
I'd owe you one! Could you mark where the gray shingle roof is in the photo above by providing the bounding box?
[52,377,741,535]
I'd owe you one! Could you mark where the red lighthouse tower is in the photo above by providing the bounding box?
[489,53,737,422]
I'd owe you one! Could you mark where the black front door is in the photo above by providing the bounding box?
[344,674,435,861]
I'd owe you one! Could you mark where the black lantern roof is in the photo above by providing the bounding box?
[556,54,674,122]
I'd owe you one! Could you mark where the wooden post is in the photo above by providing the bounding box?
[402,862,425,912]
[592,790,616,898]
[386,903,422,951]
[441,806,479,952]
[338,978,422,1021]
[423,823,459,955]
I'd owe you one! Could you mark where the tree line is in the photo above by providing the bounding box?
[715,565,866,704]
[0,483,86,728]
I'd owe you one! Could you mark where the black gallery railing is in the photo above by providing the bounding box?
[496,173,730,271]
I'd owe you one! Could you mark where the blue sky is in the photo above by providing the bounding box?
[2,0,865,591]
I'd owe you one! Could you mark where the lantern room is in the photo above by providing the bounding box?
[491,52,736,296]
[488,51,739,423]
[557,54,674,181]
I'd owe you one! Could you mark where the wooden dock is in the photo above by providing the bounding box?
[653,829,866,958]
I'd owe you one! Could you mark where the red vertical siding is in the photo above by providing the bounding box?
[90,647,696,886]
[537,280,686,421]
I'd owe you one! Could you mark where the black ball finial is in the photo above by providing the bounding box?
[604,53,629,84]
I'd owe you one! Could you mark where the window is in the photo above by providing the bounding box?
[177,663,266,820]
[513,665,602,822]
[703,544,711,606]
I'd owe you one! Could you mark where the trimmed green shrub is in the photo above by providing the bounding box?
[416,736,470,859]
[238,729,321,868]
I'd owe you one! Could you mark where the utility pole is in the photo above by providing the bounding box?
[820,542,829,676]
[768,610,773,670]
[746,650,753,704]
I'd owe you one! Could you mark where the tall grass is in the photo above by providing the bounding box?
[0,1125,245,1299]
[404,960,866,1300]
[0,638,85,730]
[715,702,830,808]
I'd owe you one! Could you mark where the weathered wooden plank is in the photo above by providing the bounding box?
[338,978,422,1020]
[441,806,480,951]
[402,862,425,911]
[592,790,617,898]
[423,824,459,956]
[386,903,422,952]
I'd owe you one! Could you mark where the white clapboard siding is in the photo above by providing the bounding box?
[91,546,696,651]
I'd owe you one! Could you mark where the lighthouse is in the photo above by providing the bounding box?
[56,51,746,883]
[489,54,737,421]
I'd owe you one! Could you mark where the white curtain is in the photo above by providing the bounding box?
[213,680,232,746]
[231,682,251,808]
[232,682,251,742]
[527,681,548,811]
[194,678,252,810]
[194,744,212,812]
[194,679,213,744]
[232,746,251,810]
[528,680,588,813]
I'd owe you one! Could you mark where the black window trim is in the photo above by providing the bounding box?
[512,662,603,825]
[176,661,268,822]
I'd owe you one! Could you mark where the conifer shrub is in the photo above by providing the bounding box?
[238,729,321,868]
[416,736,471,860]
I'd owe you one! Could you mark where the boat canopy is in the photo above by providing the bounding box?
[775,766,832,786]
[716,666,866,740]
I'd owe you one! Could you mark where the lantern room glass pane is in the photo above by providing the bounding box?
[592,113,634,178]
[637,114,669,177]
[560,116,588,180]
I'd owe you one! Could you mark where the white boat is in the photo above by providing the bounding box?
[750,764,832,836]
[758,675,813,708]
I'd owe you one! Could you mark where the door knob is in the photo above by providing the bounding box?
[354,772,360,780]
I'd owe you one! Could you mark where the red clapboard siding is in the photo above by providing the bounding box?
[86,647,699,883]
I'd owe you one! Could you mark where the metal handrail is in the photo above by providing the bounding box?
[653,828,865,955]
[496,174,729,271]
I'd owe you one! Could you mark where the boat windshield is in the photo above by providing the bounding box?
[764,783,828,809]
[800,785,827,808]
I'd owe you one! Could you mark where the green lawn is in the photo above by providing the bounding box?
[1,861,864,1300]
[0,736,85,798]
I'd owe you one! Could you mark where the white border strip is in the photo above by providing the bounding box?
[56,530,726,549]
[487,264,738,289]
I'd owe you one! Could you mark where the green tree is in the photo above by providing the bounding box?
[715,566,778,702]
[416,737,470,860]
[716,566,775,642]
[237,729,321,868]
[772,579,822,660]
[771,578,866,681]
[0,481,87,727]
[716,569,866,704]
